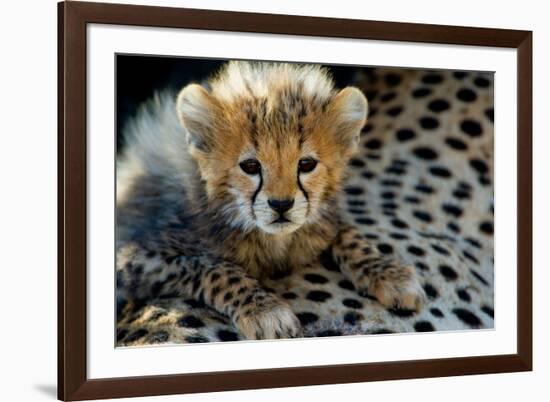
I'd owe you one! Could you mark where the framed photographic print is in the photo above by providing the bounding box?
[58,1,532,400]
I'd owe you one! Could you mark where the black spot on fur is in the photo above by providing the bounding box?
[178,315,205,328]
[380,179,402,187]
[432,244,450,255]
[241,294,254,306]
[453,308,482,328]
[344,186,364,195]
[453,189,470,200]
[306,290,332,302]
[396,128,416,142]
[347,199,366,207]
[460,119,483,137]
[381,201,399,210]
[470,158,489,174]
[415,261,429,271]
[355,217,377,225]
[413,210,433,222]
[338,279,355,291]
[390,232,408,240]
[361,171,376,180]
[296,312,319,325]
[453,71,468,79]
[479,175,492,187]
[408,245,425,256]
[422,73,443,84]
[465,237,482,249]
[404,195,420,204]
[362,123,374,134]
[474,76,491,88]
[456,88,477,102]
[304,273,329,284]
[447,222,461,233]
[344,311,363,325]
[439,264,458,280]
[429,166,452,178]
[377,243,394,254]
[442,204,463,218]
[423,283,439,299]
[414,321,435,332]
[365,138,383,150]
[463,250,480,264]
[385,73,402,86]
[428,99,450,113]
[185,335,210,343]
[184,298,206,309]
[479,221,493,235]
[419,116,439,129]
[412,88,432,98]
[457,288,471,302]
[342,298,363,309]
[385,166,406,175]
[430,308,444,317]
[126,329,149,343]
[228,276,241,285]
[386,106,403,117]
[349,158,365,168]
[217,330,239,341]
[282,292,298,300]
[389,308,417,317]
[485,108,494,122]
[470,269,489,286]
[413,146,439,160]
[116,329,128,342]
[415,184,434,194]
[445,137,468,150]
[391,218,409,229]
[481,306,494,318]
[380,92,396,102]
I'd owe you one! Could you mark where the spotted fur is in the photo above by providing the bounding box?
[117,63,493,345]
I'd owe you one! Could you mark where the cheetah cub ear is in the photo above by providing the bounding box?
[329,87,368,155]
[176,84,219,152]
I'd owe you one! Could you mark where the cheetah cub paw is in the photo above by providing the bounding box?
[234,294,302,340]
[356,260,426,310]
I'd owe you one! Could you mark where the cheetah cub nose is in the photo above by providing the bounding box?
[268,198,294,213]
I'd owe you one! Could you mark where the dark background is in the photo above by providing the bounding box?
[116,55,372,151]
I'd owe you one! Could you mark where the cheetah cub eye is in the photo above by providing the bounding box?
[239,159,262,175]
[298,158,318,173]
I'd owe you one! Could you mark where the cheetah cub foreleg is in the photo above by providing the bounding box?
[117,246,301,340]
[332,225,426,310]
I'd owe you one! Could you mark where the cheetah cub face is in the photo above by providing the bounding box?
[177,62,368,235]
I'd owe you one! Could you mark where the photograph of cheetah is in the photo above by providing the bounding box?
[116,56,494,346]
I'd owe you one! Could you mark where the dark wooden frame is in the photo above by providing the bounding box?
[58,1,532,400]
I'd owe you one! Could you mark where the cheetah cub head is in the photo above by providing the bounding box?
[177,61,367,236]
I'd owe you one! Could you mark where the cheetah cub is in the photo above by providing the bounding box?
[116,61,425,340]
